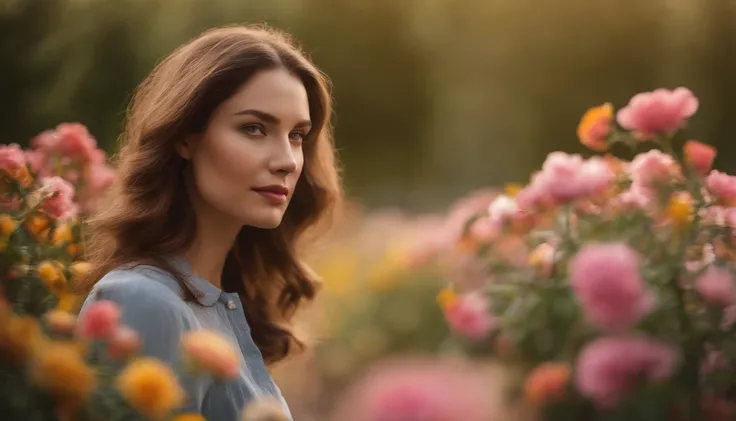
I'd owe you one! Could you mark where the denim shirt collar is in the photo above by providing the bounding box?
[169,255,222,307]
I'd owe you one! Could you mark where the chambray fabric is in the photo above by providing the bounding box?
[78,257,292,421]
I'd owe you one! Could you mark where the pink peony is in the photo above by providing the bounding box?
[333,358,497,421]
[629,149,679,190]
[77,300,121,339]
[706,170,736,204]
[696,266,736,307]
[616,87,699,140]
[38,176,77,220]
[526,153,614,206]
[444,292,495,340]
[575,336,678,407]
[570,243,654,331]
[684,140,716,176]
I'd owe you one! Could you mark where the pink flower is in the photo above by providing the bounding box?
[616,87,699,140]
[629,149,679,190]
[444,292,495,340]
[615,186,650,210]
[577,157,615,196]
[333,358,497,421]
[38,176,77,220]
[53,122,98,163]
[487,195,517,228]
[83,164,115,192]
[108,325,141,359]
[706,170,736,204]
[696,266,736,307]
[0,143,32,187]
[684,140,716,176]
[77,300,121,339]
[570,243,654,331]
[31,130,58,150]
[575,336,678,407]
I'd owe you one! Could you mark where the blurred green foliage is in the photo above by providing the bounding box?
[2,0,736,209]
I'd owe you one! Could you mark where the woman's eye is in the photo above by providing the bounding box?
[289,132,305,142]
[241,124,265,136]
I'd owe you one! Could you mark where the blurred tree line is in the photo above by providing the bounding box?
[2,0,735,209]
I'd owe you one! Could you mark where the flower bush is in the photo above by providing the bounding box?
[0,124,288,421]
[436,87,736,420]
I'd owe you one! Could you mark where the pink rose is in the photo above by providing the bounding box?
[31,129,58,150]
[333,358,497,421]
[108,325,141,359]
[706,170,736,204]
[529,154,615,206]
[684,140,716,176]
[54,122,98,163]
[577,157,615,196]
[570,243,654,331]
[629,149,678,190]
[575,336,678,407]
[444,292,495,340]
[0,143,32,187]
[616,87,699,140]
[77,300,121,339]
[38,176,77,220]
[615,186,650,210]
[696,266,736,307]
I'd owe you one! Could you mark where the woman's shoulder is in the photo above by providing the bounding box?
[85,264,190,314]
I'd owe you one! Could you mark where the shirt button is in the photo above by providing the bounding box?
[226,300,235,310]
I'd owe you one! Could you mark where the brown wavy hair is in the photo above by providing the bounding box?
[80,25,342,365]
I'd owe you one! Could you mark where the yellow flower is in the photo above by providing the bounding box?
[37,260,67,295]
[436,286,457,310]
[0,214,18,236]
[181,330,239,379]
[171,414,207,421]
[52,223,74,246]
[117,357,185,420]
[666,192,693,228]
[577,103,613,152]
[70,261,92,283]
[504,183,524,198]
[30,341,96,405]
[56,292,80,312]
[43,310,77,334]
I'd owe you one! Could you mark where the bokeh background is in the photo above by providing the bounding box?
[3,0,736,419]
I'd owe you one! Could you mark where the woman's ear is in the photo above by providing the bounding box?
[176,133,200,160]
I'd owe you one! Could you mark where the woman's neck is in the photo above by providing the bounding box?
[184,205,241,289]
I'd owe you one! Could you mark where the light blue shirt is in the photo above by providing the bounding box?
[79,257,292,421]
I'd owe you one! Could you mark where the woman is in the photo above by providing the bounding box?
[78,24,342,420]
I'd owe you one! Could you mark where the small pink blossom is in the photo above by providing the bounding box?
[527,153,615,206]
[706,170,736,204]
[333,359,496,421]
[487,195,517,228]
[84,164,115,192]
[575,336,678,407]
[684,140,716,176]
[108,325,141,359]
[616,87,699,140]
[467,217,498,244]
[696,266,736,307]
[31,129,58,150]
[629,149,679,190]
[570,243,654,331]
[444,292,495,340]
[615,186,650,210]
[38,176,77,220]
[78,300,121,339]
[577,157,615,196]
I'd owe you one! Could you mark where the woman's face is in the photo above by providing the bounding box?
[180,68,311,229]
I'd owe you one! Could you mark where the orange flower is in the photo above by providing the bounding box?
[44,310,77,334]
[30,341,96,405]
[117,357,185,420]
[0,214,18,236]
[52,223,74,246]
[666,192,693,228]
[436,287,457,311]
[69,261,91,283]
[181,330,239,380]
[171,414,207,421]
[524,362,570,406]
[2,316,45,363]
[37,260,67,295]
[26,213,50,241]
[577,103,613,152]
